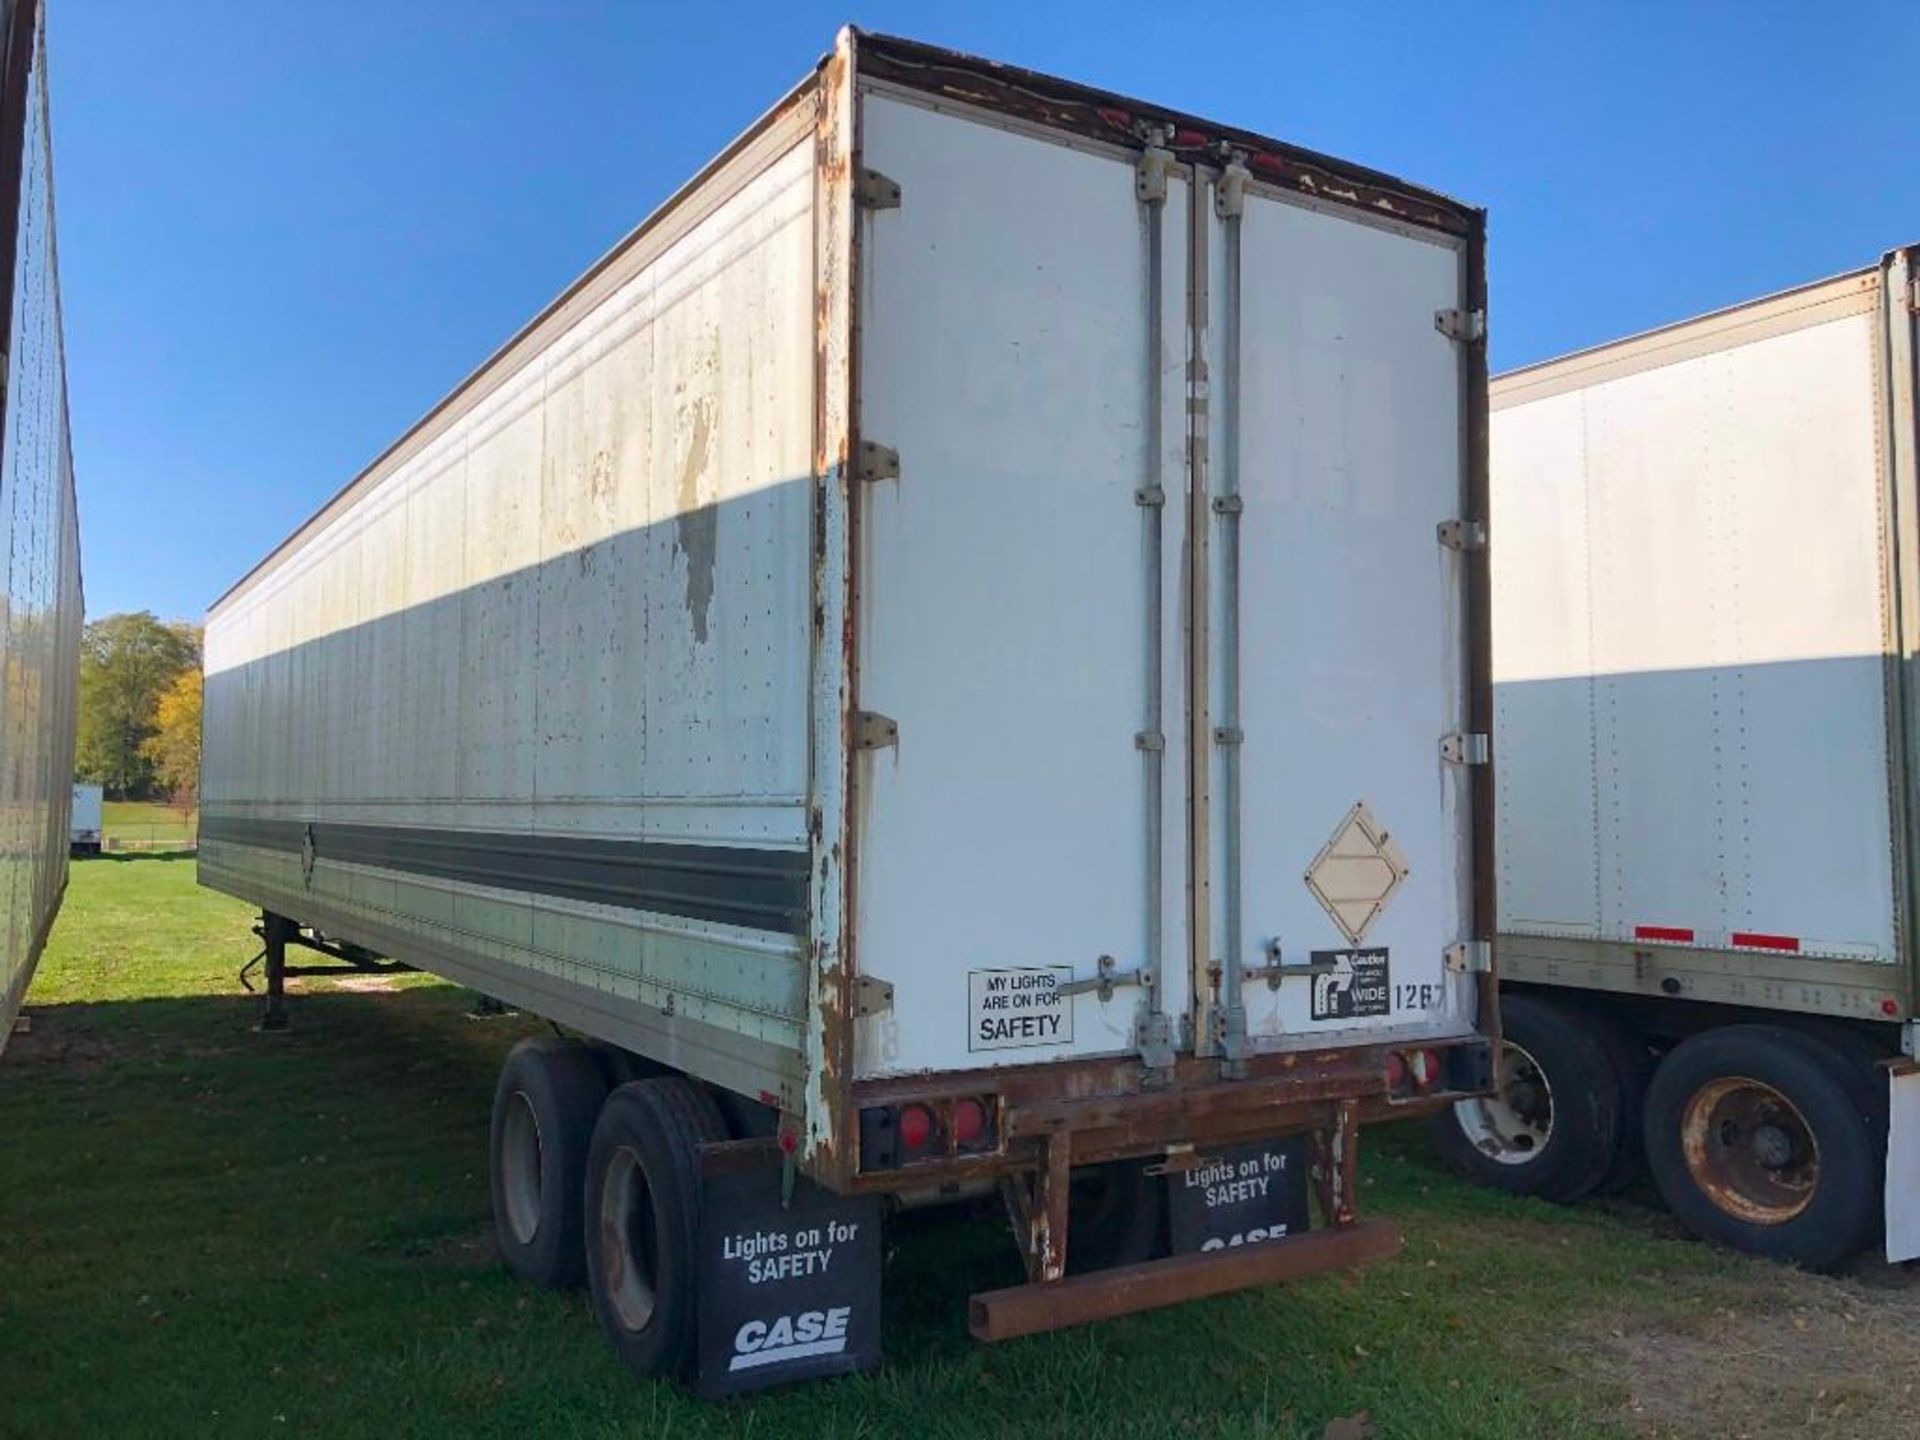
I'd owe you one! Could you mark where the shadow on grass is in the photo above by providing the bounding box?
[78,849,196,863]
[0,979,1722,1440]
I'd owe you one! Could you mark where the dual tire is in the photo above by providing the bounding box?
[1429,993,1647,1203]
[1431,996,1886,1271]
[488,1038,723,1378]
[1641,1024,1882,1271]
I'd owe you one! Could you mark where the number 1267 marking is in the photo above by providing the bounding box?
[1395,982,1442,1011]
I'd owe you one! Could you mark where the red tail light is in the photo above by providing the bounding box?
[953,1097,987,1147]
[1385,1051,1409,1090]
[897,1103,934,1151]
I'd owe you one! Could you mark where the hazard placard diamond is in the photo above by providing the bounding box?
[1303,801,1409,946]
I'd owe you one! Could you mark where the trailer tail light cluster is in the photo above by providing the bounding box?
[859,1096,999,1171]
[1385,1043,1492,1099]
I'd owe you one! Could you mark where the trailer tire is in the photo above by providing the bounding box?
[489,1037,609,1289]
[1427,993,1625,1203]
[1643,1025,1878,1271]
[1588,1015,1655,1194]
[583,1077,728,1379]
[1066,1159,1165,1273]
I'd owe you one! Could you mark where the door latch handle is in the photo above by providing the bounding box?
[1059,953,1154,1003]
[1241,939,1338,991]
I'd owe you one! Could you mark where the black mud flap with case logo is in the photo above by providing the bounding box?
[695,1141,883,1398]
[1166,1136,1311,1253]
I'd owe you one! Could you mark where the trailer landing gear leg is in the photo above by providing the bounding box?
[258,912,293,1033]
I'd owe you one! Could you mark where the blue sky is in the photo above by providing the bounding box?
[51,1,1920,622]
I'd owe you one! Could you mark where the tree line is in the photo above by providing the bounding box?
[76,610,202,807]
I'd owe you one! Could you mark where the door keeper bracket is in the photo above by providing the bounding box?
[1445,940,1494,974]
[851,711,898,750]
[1440,732,1490,766]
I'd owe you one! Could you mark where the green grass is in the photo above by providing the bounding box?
[1,861,1894,1438]
[102,800,198,847]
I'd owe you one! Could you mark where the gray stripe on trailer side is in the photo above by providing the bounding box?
[199,815,811,935]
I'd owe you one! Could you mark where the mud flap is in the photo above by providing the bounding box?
[1885,1066,1920,1262]
[695,1141,883,1398]
[1165,1136,1310,1253]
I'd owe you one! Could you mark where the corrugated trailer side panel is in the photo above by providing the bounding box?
[0,0,79,1048]
[1493,269,1907,1013]
[201,92,823,1106]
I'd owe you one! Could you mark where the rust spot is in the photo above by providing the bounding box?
[673,386,717,643]
[854,34,1472,237]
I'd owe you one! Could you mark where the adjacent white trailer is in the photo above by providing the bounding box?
[1440,244,1920,1270]
[201,30,1494,1388]
[0,0,80,1052]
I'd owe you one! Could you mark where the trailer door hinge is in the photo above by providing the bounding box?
[1436,518,1487,551]
[854,166,901,211]
[1434,308,1486,343]
[1213,153,1249,220]
[1445,940,1493,974]
[1135,133,1172,206]
[851,974,894,1018]
[1439,732,1490,766]
[855,440,899,482]
[851,711,898,750]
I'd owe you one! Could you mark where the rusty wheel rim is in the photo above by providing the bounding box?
[1680,1075,1818,1225]
[599,1144,659,1332]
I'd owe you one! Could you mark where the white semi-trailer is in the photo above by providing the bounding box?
[0,0,80,1052]
[201,30,1495,1391]
[1439,244,1920,1271]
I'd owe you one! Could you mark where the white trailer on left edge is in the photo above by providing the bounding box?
[0,0,80,1051]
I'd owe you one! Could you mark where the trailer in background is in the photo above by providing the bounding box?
[1438,245,1920,1270]
[202,29,1494,1391]
[0,0,81,1052]
[67,783,99,855]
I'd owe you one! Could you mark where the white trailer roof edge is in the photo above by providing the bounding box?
[1493,244,1920,410]
[206,58,831,622]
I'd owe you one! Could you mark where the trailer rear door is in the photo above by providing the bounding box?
[850,89,1194,1076]
[849,90,1482,1079]
[1208,181,1480,1053]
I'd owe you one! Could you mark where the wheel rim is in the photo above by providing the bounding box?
[1452,1040,1553,1165]
[500,1091,544,1246]
[598,1144,659,1333]
[1680,1075,1819,1225]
